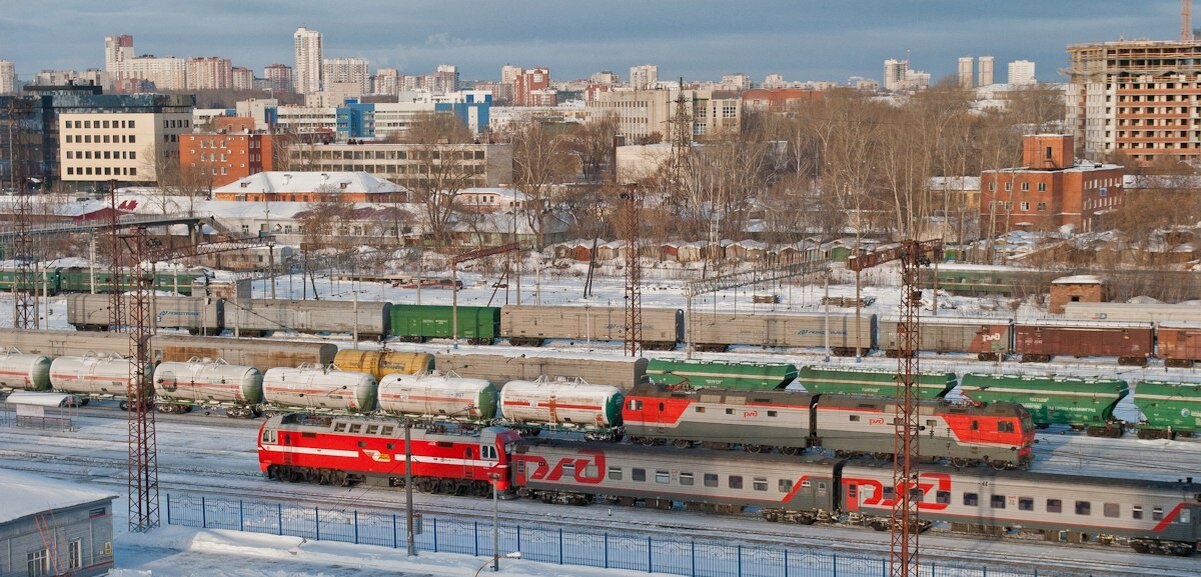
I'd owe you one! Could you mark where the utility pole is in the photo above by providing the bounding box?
[7,98,36,330]
[108,180,126,333]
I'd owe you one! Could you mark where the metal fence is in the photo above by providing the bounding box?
[165,493,1064,577]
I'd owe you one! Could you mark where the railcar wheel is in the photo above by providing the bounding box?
[987,458,1008,471]
[415,478,437,494]
[781,447,804,456]
[949,457,968,469]
[743,444,769,454]
[671,439,693,449]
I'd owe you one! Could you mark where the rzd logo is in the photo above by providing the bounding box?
[520,450,606,484]
[980,333,1002,343]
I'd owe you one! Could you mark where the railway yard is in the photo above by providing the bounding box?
[2,271,1200,574]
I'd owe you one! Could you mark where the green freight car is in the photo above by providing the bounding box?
[1132,381,1201,439]
[795,366,956,399]
[389,305,500,344]
[646,359,797,390]
[0,266,207,295]
[959,373,1128,436]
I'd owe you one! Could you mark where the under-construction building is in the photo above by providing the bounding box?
[1067,39,1201,164]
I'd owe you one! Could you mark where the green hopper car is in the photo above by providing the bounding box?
[959,373,1128,436]
[1132,380,1201,439]
[388,304,501,344]
[795,366,956,399]
[646,359,797,390]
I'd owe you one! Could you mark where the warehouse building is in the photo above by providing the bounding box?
[0,470,117,577]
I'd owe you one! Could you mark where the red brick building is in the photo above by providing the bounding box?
[180,130,274,187]
[513,67,550,107]
[979,134,1125,235]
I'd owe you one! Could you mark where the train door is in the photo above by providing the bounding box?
[280,432,293,466]
[845,483,860,512]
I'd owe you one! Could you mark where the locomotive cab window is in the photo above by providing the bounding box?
[704,473,718,487]
[1047,499,1062,513]
[632,468,646,482]
[1076,501,1091,515]
[680,472,694,486]
[608,467,622,481]
[964,492,979,506]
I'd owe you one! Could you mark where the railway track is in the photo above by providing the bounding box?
[0,438,1194,577]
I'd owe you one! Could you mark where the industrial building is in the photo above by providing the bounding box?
[0,470,117,577]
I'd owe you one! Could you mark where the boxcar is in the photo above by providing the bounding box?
[1013,320,1154,365]
[1132,380,1201,439]
[1155,322,1201,367]
[67,293,223,333]
[501,305,682,349]
[1064,302,1201,323]
[645,359,797,390]
[687,311,875,354]
[795,366,955,399]
[226,299,390,339]
[154,335,337,373]
[389,304,500,344]
[434,351,647,390]
[959,373,1129,436]
[879,316,1013,360]
[0,328,129,357]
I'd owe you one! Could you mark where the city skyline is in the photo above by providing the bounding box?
[0,0,1182,84]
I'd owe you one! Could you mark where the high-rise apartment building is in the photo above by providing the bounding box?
[293,27,323,95]
[104,35,134,73]
[186,57,233,91]
[373,68,399,96]
[501,64,523,85]
[883,59,908,91]
[323,57,370,94]
[0,61,17,94]
[978,56,995,86]
[1008,60,1036,85]
[427,64,460,94]
[958,57,974,89]
[263,64,293,94]
[591,70,620,85]
[513,67,550,106]
[1067,38,1201,164]
[630,64,659,90]
[232,67,254,91]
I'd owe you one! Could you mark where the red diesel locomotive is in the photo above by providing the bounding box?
[257,413,520,494]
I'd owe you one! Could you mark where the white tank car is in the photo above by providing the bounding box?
[0,349,52,391]
[377,372,497,420]
[498,379,624,429]
[48,354,133,397]
[153,360,264,408]
[262,366,377,413]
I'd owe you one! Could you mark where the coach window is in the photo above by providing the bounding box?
[963,492,979,506]
[767,411,777,417]
[729,476,743,490]
[990,495,1006,509]
[882,486,895,501]
[1152,507,1164,521]
[562,463,575,477]
[632,468,646,482]
[936,491,950,505]
[695,406,705,413]
[1132,506,1143,520]
[753,478,768,491]
[849,415,860,422]
[1104,503,1119,518]
[655,471,670,484]
[680,472,694,486]
[1046,499,1062,513]
[608,466,622,481]
[778,479,793,493]
[725,408,734,415]
[704,473,719,487]
[1019,497,1034,511]
[1075,501,1091,515]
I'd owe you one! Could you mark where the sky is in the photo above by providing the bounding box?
[0,1,1185,84]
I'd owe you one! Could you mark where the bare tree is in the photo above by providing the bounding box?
[511,119,575,247]
[399,113,477,247]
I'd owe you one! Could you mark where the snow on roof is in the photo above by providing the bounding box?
[0,470,116,524]
[458,187,527,200]
[1051,274,1102,285]
[214,172,406,195]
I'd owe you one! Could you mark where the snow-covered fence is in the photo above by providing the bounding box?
[165,493,1069,577]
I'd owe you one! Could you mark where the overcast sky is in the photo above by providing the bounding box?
[0,1,1183,84]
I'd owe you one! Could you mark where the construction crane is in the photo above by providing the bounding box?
[121,227,276,532]
[450,242,521,347]
[847,238,942,577]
